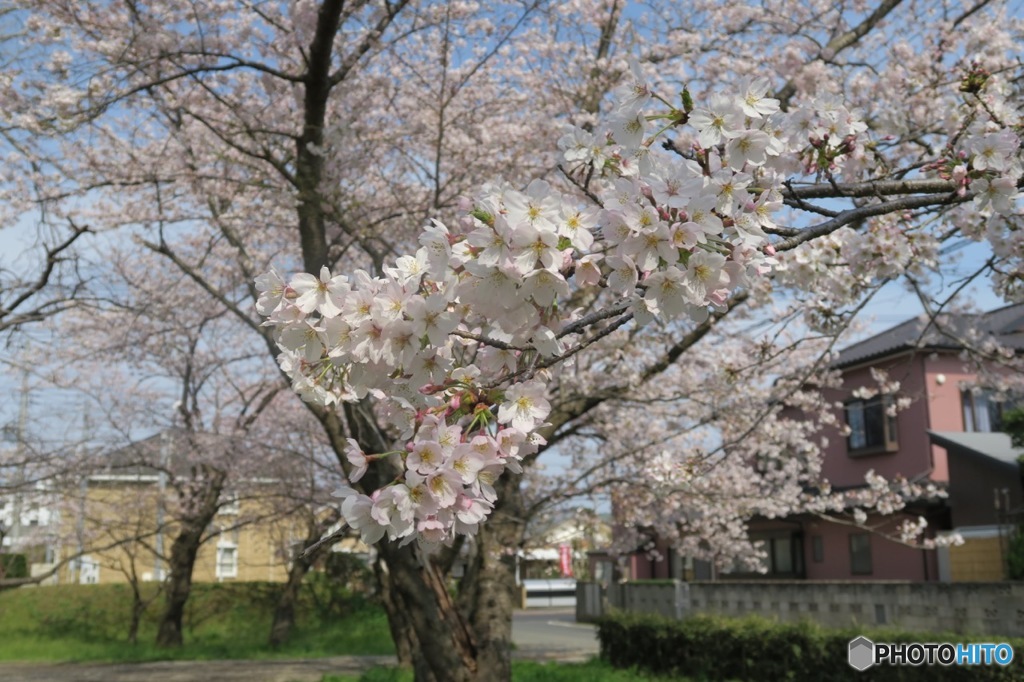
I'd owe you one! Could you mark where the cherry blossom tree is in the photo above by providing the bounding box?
[4,0,1023,680]
[0,8,93,336]
[34,240,343,647]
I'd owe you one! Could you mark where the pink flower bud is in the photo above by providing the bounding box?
[561,249,574,272]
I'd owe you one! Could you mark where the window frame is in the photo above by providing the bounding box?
[215,542,238,580]
[217,493,240,516]
[849,533,873,576]
[844,394,899,456]
[811,535,824,563]
[78,555,100,584]
[961,388,1016,433]
[746,531,805,578]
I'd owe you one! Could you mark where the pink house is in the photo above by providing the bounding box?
[619,304,1024,583]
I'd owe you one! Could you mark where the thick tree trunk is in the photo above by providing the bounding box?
[457,472,525,679]
[155,524,203,647]
[371,472,525,682]
[268,556,309,648]
[373,554,420,670]
[268,512,336,648]
[376,541,479,682]
[155,471,225,648]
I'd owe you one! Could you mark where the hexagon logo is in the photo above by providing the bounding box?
[848,636,875,671]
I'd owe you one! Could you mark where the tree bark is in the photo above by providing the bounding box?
[375,541,479,682]
[155,470,225,648]
[154,523,203,647]
[286,3,526,676]
[457,472,525,680]
[368,472,525,682]
[373,554,420,670]
[268,511,338,648]
[128,580,146,644]
[267,554,310,648]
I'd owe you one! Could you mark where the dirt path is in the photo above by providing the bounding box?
[0,651,593,681]
[0,656,397,682]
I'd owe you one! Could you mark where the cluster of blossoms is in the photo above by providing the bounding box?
[257,65,988,547]
[783,61,1022,310]
[335,411,541,545]
[926,126,1021,216]
[925,63,1021,217]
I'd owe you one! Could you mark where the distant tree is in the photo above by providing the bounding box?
[1002,407,1024,448]
[1006,527,1024,580]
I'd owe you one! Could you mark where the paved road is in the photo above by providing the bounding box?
[0,608,599,682]
[511,607,599,658]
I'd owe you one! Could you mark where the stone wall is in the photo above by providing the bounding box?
[577,580,1024,637]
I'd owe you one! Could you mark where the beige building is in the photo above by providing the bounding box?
[46,471,309,586]
[58,475,301,586]
[5,429,332,587]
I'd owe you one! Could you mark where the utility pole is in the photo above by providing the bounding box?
[71,410,90,584]
[154,413,176,582]
[10,369,29,547]
[153,432,166,582]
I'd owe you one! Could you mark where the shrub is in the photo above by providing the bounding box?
[0,553,28,579]
[1007,527,1024,581]
[597,612,1024,681]
[304,561,376,621]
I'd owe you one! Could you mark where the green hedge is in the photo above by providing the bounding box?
[596,612,1024,681]
[0,553,28,579]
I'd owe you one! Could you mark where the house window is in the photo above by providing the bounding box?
[216,543,238,580]
[218,494,240,516]
[772,536,794,573]
[962,389,1016,432]
[845,396,898,455]
[749,532,804,577]
[79,555,100,584]
[811,535,824,563]
[850,533,872,575]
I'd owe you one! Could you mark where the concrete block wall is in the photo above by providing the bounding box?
[577,580,1024,637]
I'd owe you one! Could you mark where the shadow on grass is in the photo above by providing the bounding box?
[0,582,394,663]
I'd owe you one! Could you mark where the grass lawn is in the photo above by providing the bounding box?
[324,660,688,682]
[0,581,394,663]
